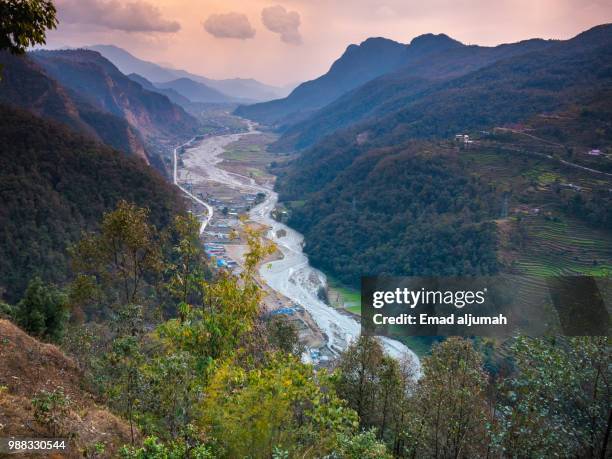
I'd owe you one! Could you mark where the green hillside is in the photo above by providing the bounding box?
[0,104,182,302]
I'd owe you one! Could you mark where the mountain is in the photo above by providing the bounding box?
[274,24,612,287]
[0,51,150,162]
[127,72,192,107]
[234,35,462,126]
[278,25,612,200]
[0,104,182,302]
[155,77,233,104]
[30,49,200,161]
[87,44,288,101]
[274,37,552,151]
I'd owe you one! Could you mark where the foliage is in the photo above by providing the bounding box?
[493,336,612,458]
[284,145,499,286]
[104,334,145,445]
[0,0,57,55]
[31,388,71,436]
[138,352,202,438]
[266,315,303,356]
[119,435,214,459]
[405,338,492,458]
[71,200,164,309]
[162,214,209,311]
[0,300,14,319]
[334,336,418,454]
[14,276,68,341]
[325,429,392,459]
[199,352,360,458]
[0,105,181,302]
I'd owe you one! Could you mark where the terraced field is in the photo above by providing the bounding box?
[514,216,612,276]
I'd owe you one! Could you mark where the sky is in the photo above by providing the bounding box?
[48,0,612,86]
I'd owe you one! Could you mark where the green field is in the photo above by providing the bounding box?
[326,275,361,314]
[514,216,612,276]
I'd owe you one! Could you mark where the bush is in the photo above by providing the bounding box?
[31,388,71,436]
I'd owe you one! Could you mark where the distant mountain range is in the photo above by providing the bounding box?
[0,51,149,163]
[127,72,192,107]
[30,49,200,164]
[88,44,290,103]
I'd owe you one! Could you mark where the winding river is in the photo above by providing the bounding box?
[174,122,420,367]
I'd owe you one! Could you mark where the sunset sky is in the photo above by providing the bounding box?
[48,0,612,86]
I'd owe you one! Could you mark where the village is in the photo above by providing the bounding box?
[177,133,337,366]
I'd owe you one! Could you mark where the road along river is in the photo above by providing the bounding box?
[174,123,420,368]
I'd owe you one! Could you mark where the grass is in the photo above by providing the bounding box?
[326,275,361,313]
[222,146,262,161]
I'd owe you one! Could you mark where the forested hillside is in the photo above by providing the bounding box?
[0,104,182,302]
[1,201,608,458]
[271,23,612,287]
[283,144,500,286]
[273,37,552,151]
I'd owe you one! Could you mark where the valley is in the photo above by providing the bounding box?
[173,116,420,366]
[1,4,610,456]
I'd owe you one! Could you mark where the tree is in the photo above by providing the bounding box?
[140,352,202,439]
[334,336,418,452]
[335,336,385,427]
[104,335,145,445]
[162,214,208,314]
[155,226,274,368]
[494,336,611,458]
[119,435,214,459]
[71,200,163,310]
[0,0,57,54]
[406,338,492,458]
[199,353,362,458]
[31,388,71,436]
[328,429,392,459]
[15,276,68,341]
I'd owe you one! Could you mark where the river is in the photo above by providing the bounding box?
[174,122,420,367]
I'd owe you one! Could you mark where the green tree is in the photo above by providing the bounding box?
[0,0,57,54]
[199,353,361,458]
[156,226,273,365]
[120,435,214,459]
[328,429,392,459]
[71,200,163,309]
[494,336,612,458]
[334,336,386,427]
[15,276,68,341]
[140,351,202,439]
[104,335,145,445]
[335,336,418,453]
[31,387,71,436]
[162,214,207,314]
[405,338,492,458]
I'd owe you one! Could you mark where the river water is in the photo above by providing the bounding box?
[176,123,420,367]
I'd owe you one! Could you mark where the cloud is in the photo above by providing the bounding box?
[56,0,180,33]
[261,5,302,45]
[203,12,256,40]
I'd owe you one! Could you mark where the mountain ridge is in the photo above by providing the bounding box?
[0,51,151,162]
[87,44,289,102]
[30,49,201,163]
